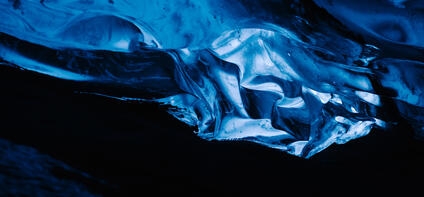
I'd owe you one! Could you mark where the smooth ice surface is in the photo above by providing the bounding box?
[0,0,423,158]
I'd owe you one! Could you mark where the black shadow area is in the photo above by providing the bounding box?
[0,66,423,196]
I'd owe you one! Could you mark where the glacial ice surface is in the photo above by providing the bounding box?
[0,0,423,158]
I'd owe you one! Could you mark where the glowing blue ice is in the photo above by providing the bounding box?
[0,0,423,158]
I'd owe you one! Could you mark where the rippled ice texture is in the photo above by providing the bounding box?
[0,0,423,158]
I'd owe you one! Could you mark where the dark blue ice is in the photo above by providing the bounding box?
[0,0,423,158]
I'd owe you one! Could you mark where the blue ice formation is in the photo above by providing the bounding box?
[0,0,423,158]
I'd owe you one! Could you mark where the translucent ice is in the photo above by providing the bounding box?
[0,0,423,158]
